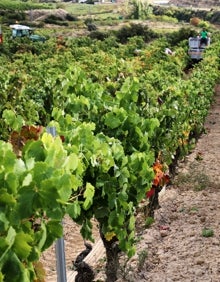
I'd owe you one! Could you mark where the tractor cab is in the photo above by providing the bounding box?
[10,24,46,42]
[188,36,210,60]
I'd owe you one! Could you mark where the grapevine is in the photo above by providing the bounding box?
[0,22,220,281]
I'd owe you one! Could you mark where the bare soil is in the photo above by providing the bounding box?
[41,85,220,282]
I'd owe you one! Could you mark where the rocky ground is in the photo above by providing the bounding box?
[41,85,220,282]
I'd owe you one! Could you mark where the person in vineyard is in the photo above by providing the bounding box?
[200,28,208,47]
[165,48,175,55]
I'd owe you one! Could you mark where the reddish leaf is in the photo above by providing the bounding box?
[9,131,25,156]
[146,187,155,198]
[20,125,43,141]
[152,159,170,188]
[163,174,170,184]
[153,170,164,186]
[9,125,43,157]
[60,135,65,142]
[153,160,163,172]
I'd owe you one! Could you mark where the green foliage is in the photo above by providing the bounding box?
[44,14,69,26]
[0,20,220,280]
[148,14,178,24]
[202,228,214,237]
[0,132,80,280]
[0,10,26,24]
[137,249,148,271]
[145,217,154,228]
[166,27,195,46]
[114,23,158,44]
[0,0,52,10]
[128,0,152,20]
[151,5,220,25]
[197,20,210,29]
[89,30,109,41]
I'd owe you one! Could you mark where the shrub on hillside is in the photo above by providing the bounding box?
[166,27,195,46]
[190,17,200,26]
[114,23,157,44]
[152,5,220,25]
[66,14,78,22]
[89,31,108,41]
[0,10,26,24]
[210,11,220,24]
[0,1,51,10]
[149,14,178,24]
[198,20,210,29]
[44,15,69,26]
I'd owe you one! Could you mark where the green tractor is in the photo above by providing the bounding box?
[10,24,46,42]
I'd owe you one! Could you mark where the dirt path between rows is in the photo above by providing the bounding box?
[41,85,220,282]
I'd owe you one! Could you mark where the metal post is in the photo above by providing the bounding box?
[55,236,67,282]
[46,127,67,282]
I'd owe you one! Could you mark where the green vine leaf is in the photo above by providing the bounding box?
[0,227,16,269]
[13,232,33,260]
[67,200,81,219]
[104,108,127,129]
[2,110,24,131]
[83,183,95,210]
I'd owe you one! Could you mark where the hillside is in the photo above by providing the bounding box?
[169,0,220,8]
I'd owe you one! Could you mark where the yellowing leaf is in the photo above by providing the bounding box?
[62,153,79,171]
[41,133,54,149]
[105,231,116,241]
